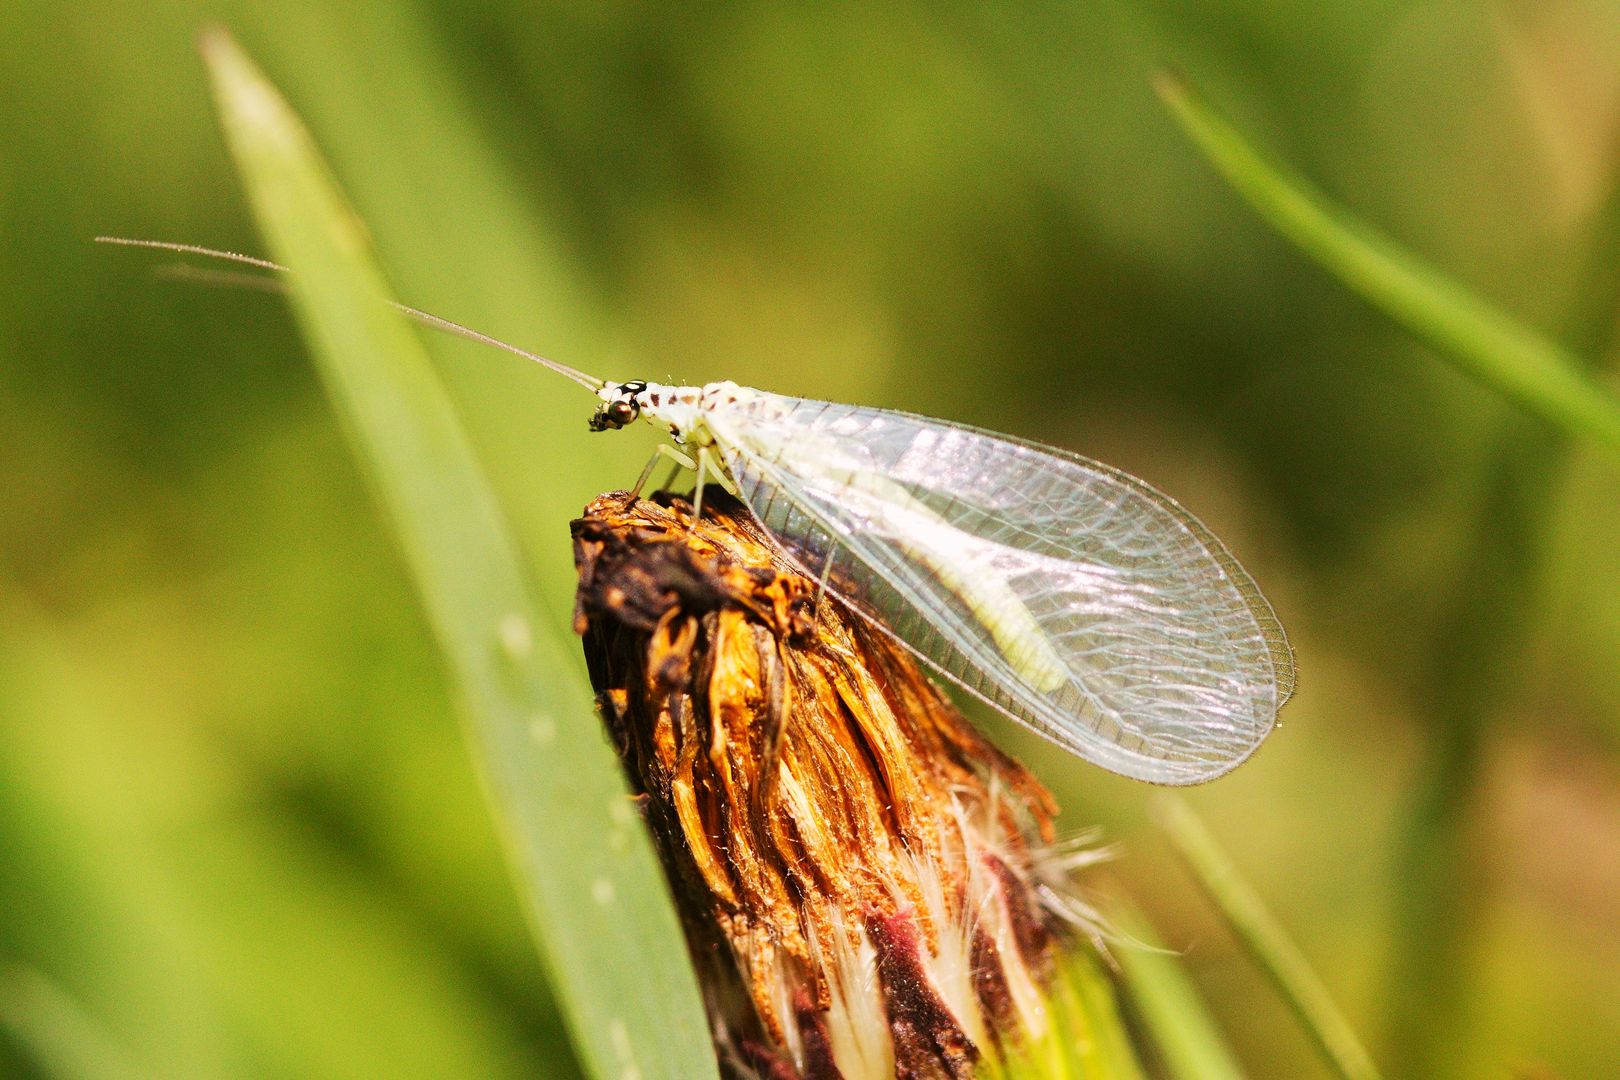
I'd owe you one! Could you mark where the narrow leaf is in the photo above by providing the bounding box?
[1156,70,1620,462]
[1156,798,1381,1080]
[1108,902,1247,1080]
[200,29,716,1080]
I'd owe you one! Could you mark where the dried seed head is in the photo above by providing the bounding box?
[573,491,1099,1079]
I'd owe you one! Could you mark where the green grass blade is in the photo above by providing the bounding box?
[1155,798,1380,1080]
[1155,70,1620,462]
[1107,902,1247,1080]
[201,30,716,1080]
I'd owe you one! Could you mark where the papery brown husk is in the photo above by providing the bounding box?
[573,490,1070,1080]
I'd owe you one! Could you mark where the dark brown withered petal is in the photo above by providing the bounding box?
[869,913,978,1079]
[737,991,846,1080]
[982,853,1053,977]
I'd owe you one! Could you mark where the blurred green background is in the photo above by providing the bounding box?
[4,1,1619,1077]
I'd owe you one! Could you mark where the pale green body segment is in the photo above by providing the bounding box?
[799,463,1069,693]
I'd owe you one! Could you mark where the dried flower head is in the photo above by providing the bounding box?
[573,491,1114,1079]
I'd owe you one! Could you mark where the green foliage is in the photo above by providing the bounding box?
[1155,70,1620,462]
[981,942,1149,1080]
[1157,799,1382,1080]
[1156,68,1620,1078]
[4,2,1619,1078]
[200,31,714,1080]
[1109,903,1247,1080]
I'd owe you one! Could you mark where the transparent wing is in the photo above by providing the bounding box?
[704,392,1293,785]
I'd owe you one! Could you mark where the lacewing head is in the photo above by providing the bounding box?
[588,380,649,432]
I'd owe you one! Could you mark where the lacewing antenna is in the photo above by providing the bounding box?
[95,236,608,391]
[96,236,286,272]
[390,302,606,392]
